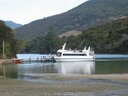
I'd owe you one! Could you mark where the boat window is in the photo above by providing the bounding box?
[63,54,87,56]
[57,52,62,57]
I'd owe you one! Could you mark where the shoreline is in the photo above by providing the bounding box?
[19,73,128,82]
[0,59,13,64]
[82,74,128,81]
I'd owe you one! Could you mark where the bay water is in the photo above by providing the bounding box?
[0,54,128,80]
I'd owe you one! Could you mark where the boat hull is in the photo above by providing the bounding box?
[54,56,95,62]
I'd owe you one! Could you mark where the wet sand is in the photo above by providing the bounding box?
[0,74,128,96]
[0,59,13,64]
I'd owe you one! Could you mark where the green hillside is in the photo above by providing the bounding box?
[78,17,128,53]
[16,0,128,39]
[22,17,128,54]
[0,20,17,58]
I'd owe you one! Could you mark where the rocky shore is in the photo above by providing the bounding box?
[0,74,128,96]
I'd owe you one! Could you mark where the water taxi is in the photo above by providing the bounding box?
[54,43,95,62]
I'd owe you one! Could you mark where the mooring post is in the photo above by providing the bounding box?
[29,57,31,63]
[3,65,6,79]
[37,57,39,63]
[2,40,5,59]
[40,56,42,63]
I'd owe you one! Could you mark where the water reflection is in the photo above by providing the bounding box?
[1,58,128,79]
[16,61,95,79]
[54,61,95,75]
[17,61,95,75]
[95,60,128,74]
[17,63,56,74]
[0,64,17,78]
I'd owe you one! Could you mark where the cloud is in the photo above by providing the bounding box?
[67,0,77,2]
[0,0,25,3]
[67,0,88,4]
[0,0,16,2]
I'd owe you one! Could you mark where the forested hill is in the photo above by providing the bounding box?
[78,17,128,54]
[22,17,128,54]
[16,0,128,39]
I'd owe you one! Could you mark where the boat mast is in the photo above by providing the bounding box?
[62,43,66,50]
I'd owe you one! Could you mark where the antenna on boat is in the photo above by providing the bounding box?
[88,46,90,51]
[83,46,86,50]
[62,43,66,50]
[82,46,86,52]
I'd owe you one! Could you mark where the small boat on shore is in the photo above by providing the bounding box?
[54,43,95,62]
[12,59,23,64]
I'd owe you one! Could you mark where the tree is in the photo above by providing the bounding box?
[0,20,17,58]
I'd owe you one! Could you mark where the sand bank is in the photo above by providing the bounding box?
[0,74,128,96]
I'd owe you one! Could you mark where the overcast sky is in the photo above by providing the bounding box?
[0,0,88,24]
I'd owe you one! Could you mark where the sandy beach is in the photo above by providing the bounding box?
[0,74,128,96]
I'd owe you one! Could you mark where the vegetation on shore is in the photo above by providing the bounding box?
[0,20,17,58]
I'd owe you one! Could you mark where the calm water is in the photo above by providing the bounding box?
[0,54,128,80]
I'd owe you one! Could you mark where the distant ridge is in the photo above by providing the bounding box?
[5,21,22,29]
[16,0,128,39]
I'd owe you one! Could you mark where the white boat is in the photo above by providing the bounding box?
[54,43,95,62]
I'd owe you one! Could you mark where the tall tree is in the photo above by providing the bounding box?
[0,20,17,58]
